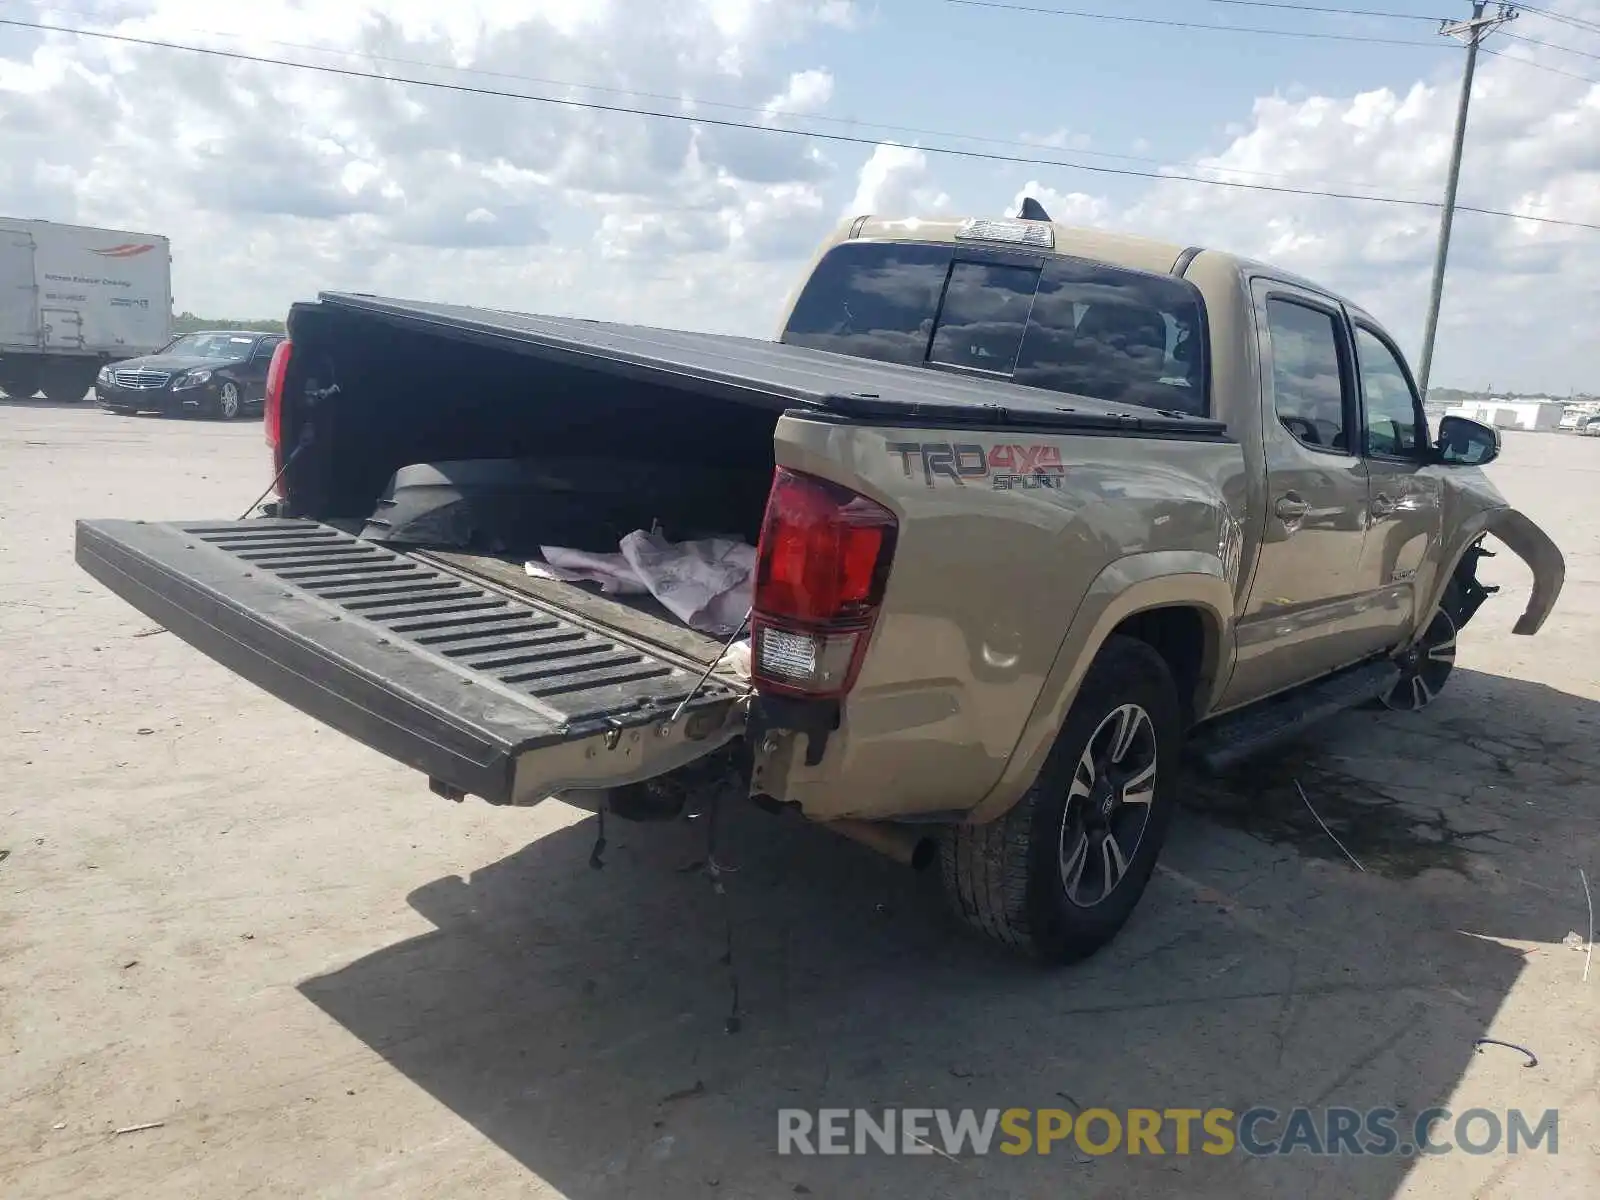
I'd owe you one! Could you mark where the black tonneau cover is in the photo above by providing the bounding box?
[310,292,1229,439]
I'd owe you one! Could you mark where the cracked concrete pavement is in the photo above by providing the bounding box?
[1,404,1596,1198]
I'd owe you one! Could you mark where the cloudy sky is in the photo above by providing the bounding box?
[2,0,1598,392]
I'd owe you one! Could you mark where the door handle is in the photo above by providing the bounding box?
[1370,493,1396,518]
[1274,494,1309,521]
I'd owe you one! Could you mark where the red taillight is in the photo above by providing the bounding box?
[262,339,292,497]
[752,468,898,699]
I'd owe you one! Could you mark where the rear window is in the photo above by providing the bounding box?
[782,241,1208,415]
[928,262,1039,374]
[781,243,950,366]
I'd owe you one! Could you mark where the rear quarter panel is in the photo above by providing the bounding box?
[760,414,1248,821]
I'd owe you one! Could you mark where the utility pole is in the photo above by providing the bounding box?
[1416,2,1518,399]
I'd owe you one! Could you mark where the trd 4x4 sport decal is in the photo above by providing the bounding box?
[887,442,1066,490]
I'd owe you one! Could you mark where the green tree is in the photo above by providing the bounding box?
[173,311,286,334]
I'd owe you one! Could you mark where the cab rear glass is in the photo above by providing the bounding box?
[782,240,1210,417]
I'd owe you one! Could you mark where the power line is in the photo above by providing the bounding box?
[1503,27,1600,60]
[1480,43,1600,81]
[956,0,1600,77]
[1515,3,1600,39]
[1182,0,1443,19]
[0,3,1451,197]
[4,15,1600,232]
[940,0,1450,44]
[0,3,1437,194]
[1201,0,1600,40]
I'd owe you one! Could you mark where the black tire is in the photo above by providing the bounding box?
[941,635,1182,963]
[39,359,97,402]
[0,359,41,399]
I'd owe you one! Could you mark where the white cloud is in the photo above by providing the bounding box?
[814,1,860,29]
[987,33,1600,391]
[3,0,1598,390]
[1021,128,1091,151]
[762,68,834,121]
[0,0,853,331]
[1138,90,1597,387]
[1009,182,1109,225]
[844,144,952,217]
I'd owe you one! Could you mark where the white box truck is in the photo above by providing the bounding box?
[0,218,173,401]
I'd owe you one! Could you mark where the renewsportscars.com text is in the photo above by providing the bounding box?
[778,1107,1559,1158]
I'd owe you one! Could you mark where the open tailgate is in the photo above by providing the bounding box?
[75,519,743,805]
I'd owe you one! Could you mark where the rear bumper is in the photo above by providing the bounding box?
[75,519,743,804]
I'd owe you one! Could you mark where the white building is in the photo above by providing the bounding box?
[1560,402,1600,429]
[1445,398,1565,432]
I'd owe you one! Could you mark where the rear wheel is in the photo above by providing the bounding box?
[941,635,1182,963]
[39,359,97,401]
[0,359,41,399]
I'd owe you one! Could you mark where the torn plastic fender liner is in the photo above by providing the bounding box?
[1484,507,1565,636]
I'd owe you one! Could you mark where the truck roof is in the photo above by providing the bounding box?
[0,216,170,244]
[846,215,1188,274]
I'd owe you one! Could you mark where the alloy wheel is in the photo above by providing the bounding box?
[1058,703,1158,907]
[1381,607,1457,712]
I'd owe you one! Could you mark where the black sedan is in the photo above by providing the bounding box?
[96,331,284,419]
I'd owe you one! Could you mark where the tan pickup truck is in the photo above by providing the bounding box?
[76,213,1564,962]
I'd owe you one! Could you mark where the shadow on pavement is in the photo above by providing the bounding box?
[301,666,1597,1198]
[0,395,95,407]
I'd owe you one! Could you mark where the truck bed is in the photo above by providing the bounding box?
[75,518,742,806]
[278,293,1232,529]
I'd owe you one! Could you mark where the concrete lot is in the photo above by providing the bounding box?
[1,403,1596,1198]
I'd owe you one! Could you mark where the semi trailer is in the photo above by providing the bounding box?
[0,217,172,401]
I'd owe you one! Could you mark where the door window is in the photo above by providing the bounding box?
[1265,299,1350,452]
[1354,326,1423,458]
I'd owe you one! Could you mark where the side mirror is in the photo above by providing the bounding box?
[1435,414,1500,466]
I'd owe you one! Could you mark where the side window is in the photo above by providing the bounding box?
[1265,299,1350,453]
[1354,326,1422,458]
[928,262,1041,374]
[781,242,953,365]
[254,337,281,362]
